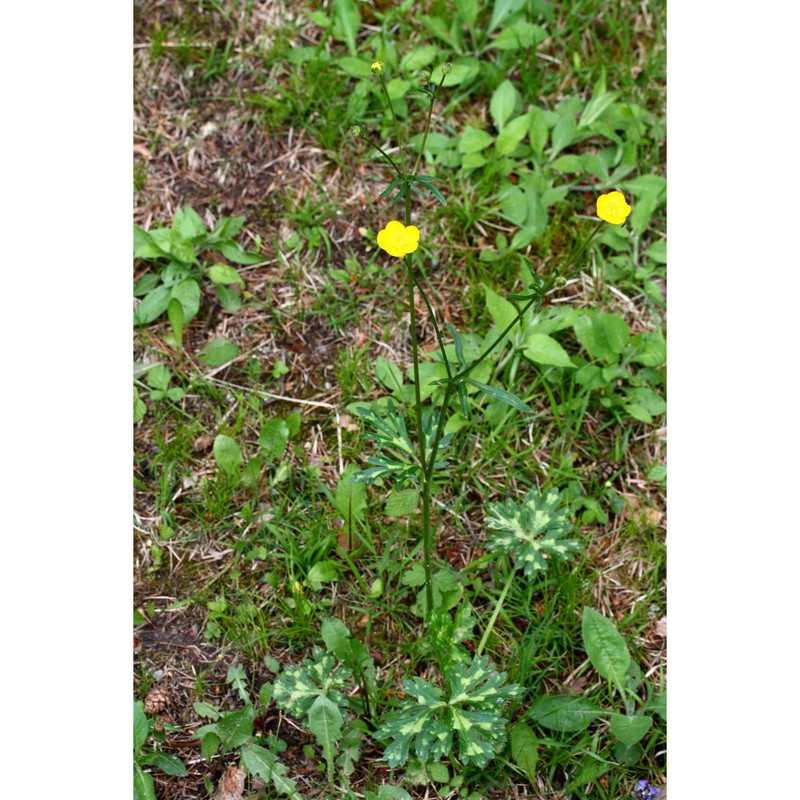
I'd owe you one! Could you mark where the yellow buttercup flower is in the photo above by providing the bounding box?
[371,61,384,74]
[377,221,420,258]
[596,191,632,225]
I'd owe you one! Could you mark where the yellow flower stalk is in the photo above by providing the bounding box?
[377,220,420,258]
[596,191,632,225]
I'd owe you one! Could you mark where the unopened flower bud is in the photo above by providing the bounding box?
[371,61,384,75]
[348,125,361,138]
[554,276,567,288]
[419,70,431,84]
[441,62,452,75]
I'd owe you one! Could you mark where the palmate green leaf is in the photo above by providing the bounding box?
[582,608,631,693]
[486,486,581,578]
[272,647,352,719]
[375,656,520,768]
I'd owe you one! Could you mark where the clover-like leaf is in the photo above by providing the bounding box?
[485,486,581,578]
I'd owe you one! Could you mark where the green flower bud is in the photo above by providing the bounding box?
[440,62,452,75]
[371,61,384,75]
[554,276,567,288]
[348,125,361,138]
[419,70,431,84]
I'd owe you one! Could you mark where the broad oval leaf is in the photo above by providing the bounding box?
[133,763,156,800]
[609,713,653,746]
[153,752,188,777]
[213,434,243,477]
[217,704,255,750]
[308,694,344,760]
[490,80,520,131]
[530,695,603,732]
[523,333,575,368]
[581,607,631,691]
[208,264,244,286]
[198,337,240,366]
[484,283,518,332]
[494,112,531,156]
[170,277,201,322]
[510,721,539,782]
[134,701,149,754]
[134,285,171,326]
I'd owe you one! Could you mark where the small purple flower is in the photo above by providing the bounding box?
[632,780,663,800]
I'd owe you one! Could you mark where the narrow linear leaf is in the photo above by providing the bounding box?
[464,378,532,413]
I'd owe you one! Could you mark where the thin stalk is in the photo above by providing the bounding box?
[403,249,432,614]
[360,136,404,182]
[423,221,605,485]
[476,563,518,656]
[379,75,407,179]
[412,73,447,177]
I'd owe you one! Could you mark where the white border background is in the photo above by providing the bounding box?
[3,0,799,795]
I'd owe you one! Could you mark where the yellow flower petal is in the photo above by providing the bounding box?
[377,221,421,258]
[596,191,632,225]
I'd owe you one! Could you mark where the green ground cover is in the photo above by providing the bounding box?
[134,1,666,798]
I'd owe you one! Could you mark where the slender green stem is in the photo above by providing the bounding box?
[404,266,454,382]
[403,249,433,615]
[423,221,605,486]
[379,75,407,179]
[476,563,518,656]
[360,136,404,182]
[412,74,446,177]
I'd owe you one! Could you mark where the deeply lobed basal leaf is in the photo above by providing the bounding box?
[374,656,521,768]
[272,647,352,719]
[486,486,581,578]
